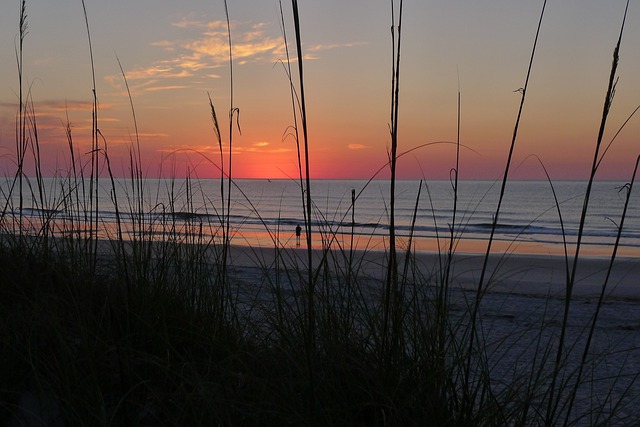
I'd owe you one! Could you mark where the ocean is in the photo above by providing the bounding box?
[3,178,640,256]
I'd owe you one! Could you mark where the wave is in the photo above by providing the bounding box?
[9,201,640,248]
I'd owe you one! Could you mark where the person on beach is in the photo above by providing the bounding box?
[295,224,301,246]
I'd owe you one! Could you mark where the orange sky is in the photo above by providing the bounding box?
[1,1,639,181]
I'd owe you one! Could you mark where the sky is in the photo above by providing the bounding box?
[0,0,639,181]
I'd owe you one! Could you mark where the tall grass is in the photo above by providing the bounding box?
[381,0,404,372]
[1,1,639,426]
[278,0,318,416]
[551,3,631,424]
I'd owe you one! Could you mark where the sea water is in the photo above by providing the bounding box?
[3,177,640,255]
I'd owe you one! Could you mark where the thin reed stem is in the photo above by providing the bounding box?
[81,0,99,272]
[547,3,629,423]
[116,56,145,243]
[291,0,316,418]
[465,0,547,409]
[13,0,28,237]
[223,0,234,261]
[440,77,462,357]
[382,0,403,369]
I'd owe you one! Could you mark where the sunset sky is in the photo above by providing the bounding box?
[0,1,639,180]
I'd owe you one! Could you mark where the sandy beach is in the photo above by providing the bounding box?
[4,233,639,424]
[223,243,640,422]
[226,243,639,297]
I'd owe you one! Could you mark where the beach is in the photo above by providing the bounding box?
[3,231,639,425]
[222,243,640,422]
[226,242,639,297]
[5,200,640,423]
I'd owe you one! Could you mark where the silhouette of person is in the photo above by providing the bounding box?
[295,224,302,247]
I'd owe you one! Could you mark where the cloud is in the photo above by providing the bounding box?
[348,144,368,150]
[0,100,97,113]
[156,141,291,156]
[156,144,217,154]
[144,85,191,92]
[171,20,228,31]
[177,21,286,68]
[232,141,292,154]
[111,20,282,87]
[303,41,367,60]
[119,66,196,81]
[306,42,366,53]
[185,36,281,63]
[42,100,95,111]
[124,132,168,139]
[0,99,115,137]
[105,19,362,98]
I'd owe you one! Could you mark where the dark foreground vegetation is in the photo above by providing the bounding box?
[0,238,487,426]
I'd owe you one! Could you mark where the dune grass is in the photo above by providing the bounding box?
[1,0,639,425]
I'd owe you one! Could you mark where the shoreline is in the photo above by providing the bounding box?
[231,227,640,257]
